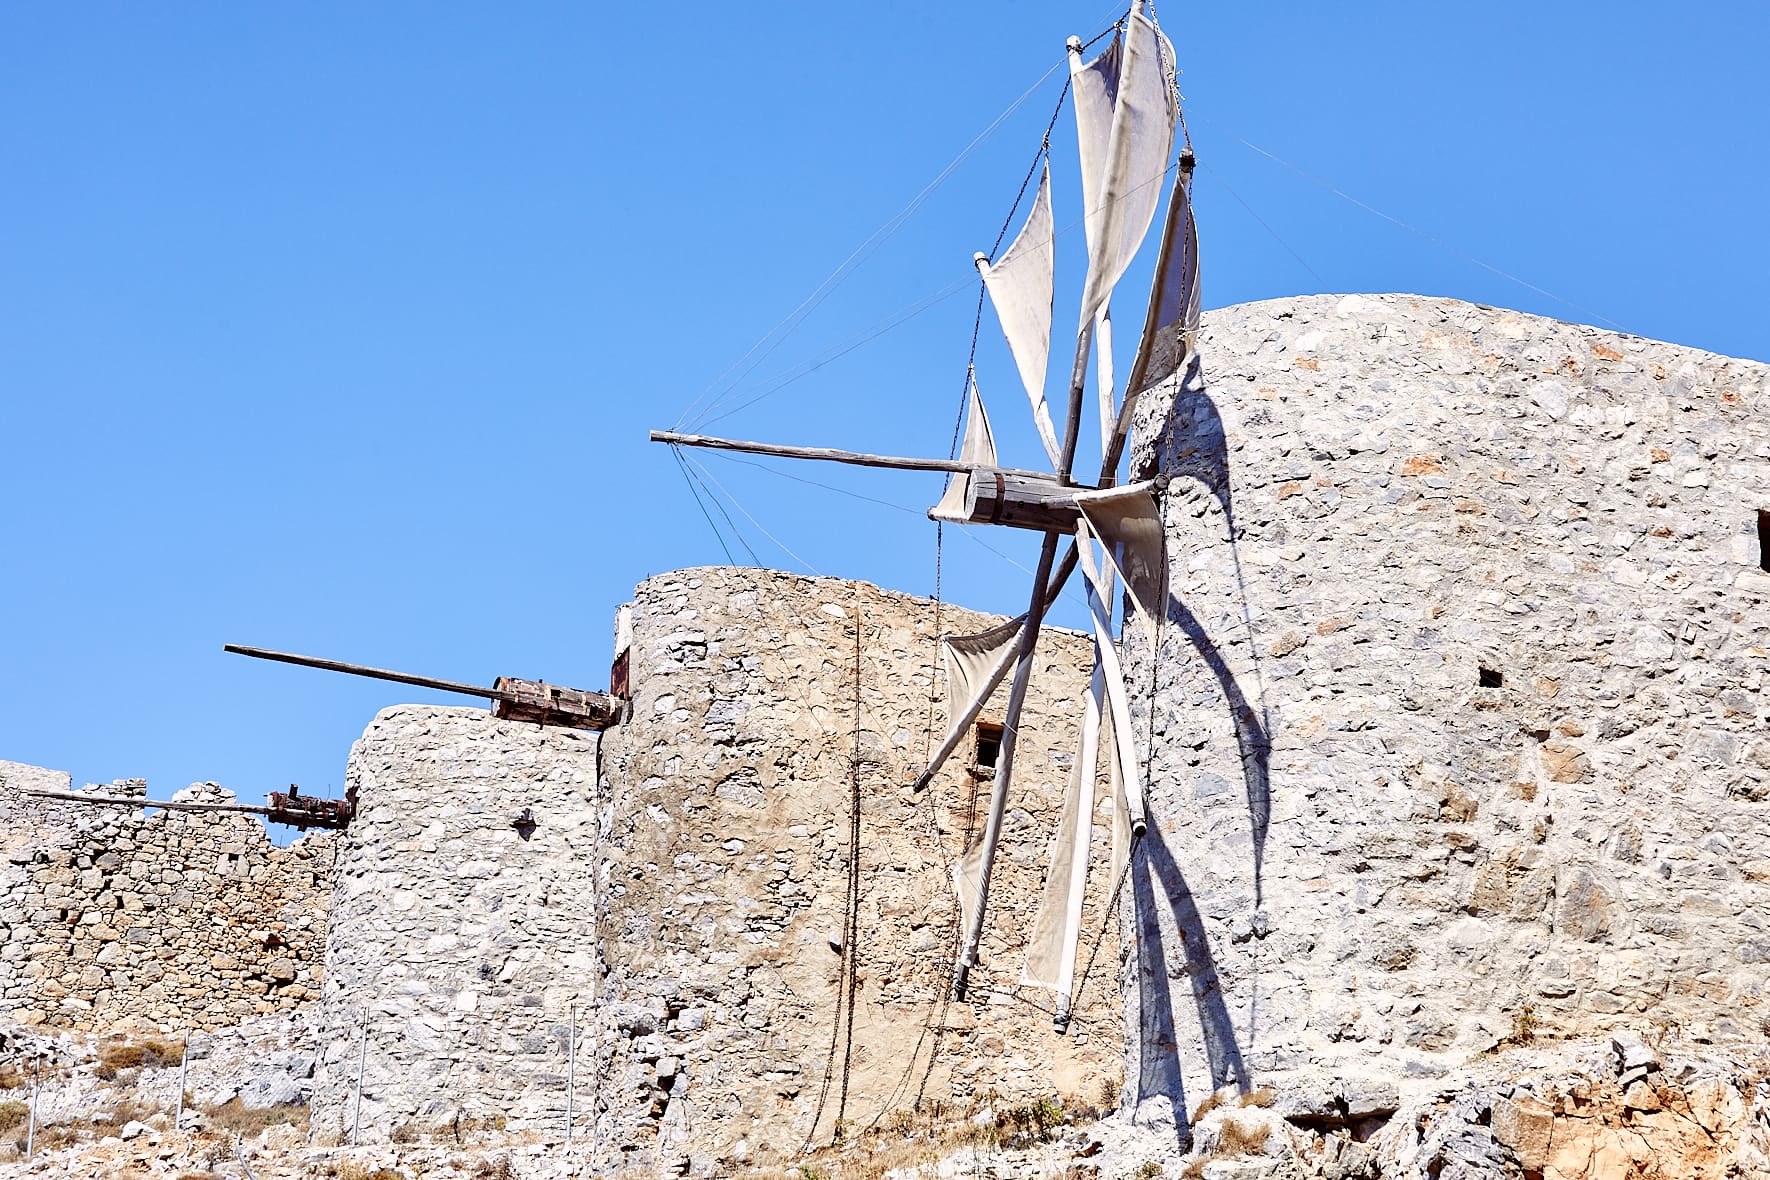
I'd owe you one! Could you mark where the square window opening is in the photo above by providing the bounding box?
[1758,509,1770,573]
[974,721,1005,772]
[1478,667,1503,688]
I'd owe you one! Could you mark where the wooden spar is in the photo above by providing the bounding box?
[651,429,1074,483]
[225,645,502,700]
[24,789,275,816]
[224,645,619,731]
[953,304,1101,1004]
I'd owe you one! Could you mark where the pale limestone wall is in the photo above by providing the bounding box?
[1122,294,1770,1130]
[0,762,333,1031]
[592,568,1122,1176]
[306,706,602,1144]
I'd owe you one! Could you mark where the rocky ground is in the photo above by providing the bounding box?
[0,1015,1765,1178]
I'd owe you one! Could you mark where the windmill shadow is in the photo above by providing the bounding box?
[1125,356,1272,1137]
[1140,356,1272,902]
[1129,809,1249,1138]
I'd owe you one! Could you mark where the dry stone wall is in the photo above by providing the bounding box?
[0,761,333,1032]
[1121,294,1770,1130]
[592,568,1123,1177]
[306,706,603,1144]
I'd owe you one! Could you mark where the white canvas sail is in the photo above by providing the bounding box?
[1022,661,1104,997]
[942,615,1022,723]
[1125,167,1201,399]
[930,377,999,523]
[1074,481,1166,626]
[976,162,1060,469]
[1076,519,1148,835]
[953,838,987,945]
[1072,7,1178,332]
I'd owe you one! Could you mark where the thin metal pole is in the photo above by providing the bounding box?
[565,1005,576,1144]
[24,1058,37,1157]
[350,1018,367,1146]
[174,1030,189,1130]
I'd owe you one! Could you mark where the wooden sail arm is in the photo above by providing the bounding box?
[650,430,1084,485]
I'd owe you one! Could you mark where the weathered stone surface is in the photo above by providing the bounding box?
[307,706,602,1143]
[0,762,332,1031]
[1124,293,1770,1122]
[592,568,1120,1174]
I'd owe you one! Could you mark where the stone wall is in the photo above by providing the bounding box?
[307,706,603,1144]
[0,761,334,1031]
[592,568,1123,1176]
[1121,294,1770,1128]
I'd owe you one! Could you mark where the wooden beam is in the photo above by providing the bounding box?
[949,470,1084,534]
[24,789,275,817]
[651,430,1066,482]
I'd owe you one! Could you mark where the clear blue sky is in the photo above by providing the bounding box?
[2,2,1764,817]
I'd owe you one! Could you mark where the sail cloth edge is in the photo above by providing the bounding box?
[977,162,1060,470]
[942,614,1024,724]
[1022,663,1104,995]
[1073,481,1166,626]
[930,377,999,523]
[1073,8,1179,333]
[1125,166,1201,399]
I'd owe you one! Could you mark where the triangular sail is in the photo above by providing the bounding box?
[930,377,999,523]
[1075,481,1166,626]
[976,162,1060,469]
[942,615,1022,723]
[953,839,987,943]
[1125,164,1201,400]
[1076,519,1148,835]
[1022,660,1104,998]
[1073,6,1178,332]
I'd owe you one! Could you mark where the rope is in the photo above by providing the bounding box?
[1193,108,1629,332]
[681,451,821,575]
[678,53,1073,433]
[670,447,743,565]
[835,611,865,1131]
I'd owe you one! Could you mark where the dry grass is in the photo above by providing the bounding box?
[94,1036,185,1081]
[202,1098,305,1135]
[0,1102,25,1134]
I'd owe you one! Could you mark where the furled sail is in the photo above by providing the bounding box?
[1125,164,1201,399]
[976,162,1060,469]
[1022,660,1104,999]
[1076,519,1148,836]
[1072,6,1178,332]
[1074,481,1166,626]
[930,377,999,523]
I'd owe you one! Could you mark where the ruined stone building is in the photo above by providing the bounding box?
[2,294,1766,1175]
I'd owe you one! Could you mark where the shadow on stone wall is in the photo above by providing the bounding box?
[1127,360,1271,1139]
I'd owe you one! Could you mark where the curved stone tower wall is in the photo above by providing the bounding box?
[1121,294,1770,1127]
[593,568,1120,1175]
[308,706,601,1143]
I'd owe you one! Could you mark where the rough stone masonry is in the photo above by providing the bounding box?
[0,761,333,1031]
[307,569,1126,1172]
[1121,293,1770,1129]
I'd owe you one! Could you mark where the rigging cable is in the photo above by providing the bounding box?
[681,451,821,575]
[670,446,742,565]
[1192,109,1628,332]
[678,55,1073,433]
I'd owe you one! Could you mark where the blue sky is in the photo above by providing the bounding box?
[2,2,1764,818]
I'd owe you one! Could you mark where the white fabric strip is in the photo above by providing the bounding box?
[1074,481,1166,626]
[1022,658,1104,994]
[930,376,999,523]
[941,614,1023,724]
[1077,519,1148,834]
[976,162,1060,469]
[1126,169,1201,398]
[1074,8,1178,333]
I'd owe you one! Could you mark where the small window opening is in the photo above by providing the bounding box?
[974,721,1005,772]
[1758,509,1770,573]
[1478,667,1503,689]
